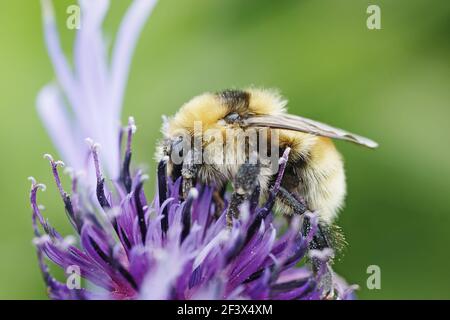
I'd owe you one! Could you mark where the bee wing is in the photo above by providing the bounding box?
[244,114,378,148]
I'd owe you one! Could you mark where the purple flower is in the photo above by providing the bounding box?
[31,0,356,300]
[30,123,355,299]
[37,0,157,180]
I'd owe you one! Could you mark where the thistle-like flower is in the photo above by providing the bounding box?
[31,0,356,300]
[37,0,157,179]
[30,122,354,299]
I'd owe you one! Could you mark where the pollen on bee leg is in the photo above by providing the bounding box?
[309,248,335,263]
[304,212,319,243]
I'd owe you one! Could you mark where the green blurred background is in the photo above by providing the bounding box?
[0,0,449,299]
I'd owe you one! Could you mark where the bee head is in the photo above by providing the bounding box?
[164,88,287,138]
[219,88,287,124]
[218,89,250,125]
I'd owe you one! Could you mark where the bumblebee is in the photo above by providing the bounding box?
[156,88,377,296]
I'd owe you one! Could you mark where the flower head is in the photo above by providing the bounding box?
[37,0,157,180]
[30,120,355,299]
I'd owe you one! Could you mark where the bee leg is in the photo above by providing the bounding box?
[226,162,260,227]
[314,262,335,299]
[181,149,200,199]
[277,187,336,298]
[227,192,245,228]
[303,217,336,299]
[277,186,307,215]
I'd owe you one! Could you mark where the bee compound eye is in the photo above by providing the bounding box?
[224,112,240,123]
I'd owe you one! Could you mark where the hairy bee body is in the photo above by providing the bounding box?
[156,88,377,297]
[156,88,358,223]
[276,134,346,223]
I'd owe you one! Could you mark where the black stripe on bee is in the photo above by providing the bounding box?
[217,89,250,113]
